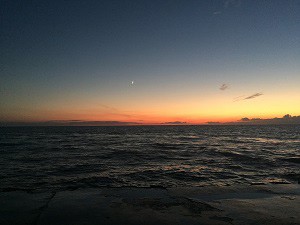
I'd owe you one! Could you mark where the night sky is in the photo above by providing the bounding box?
[1,0,300,124]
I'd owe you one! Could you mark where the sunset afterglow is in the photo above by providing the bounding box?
[1,0,299,125]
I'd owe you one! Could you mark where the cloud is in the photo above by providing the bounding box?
[161,121,187,125]
[213,0,241,16]
[98,104,135,118]
[213,11,222,15]
[219,83,229,91]
[224,0,241,9]
[235,115,300,125]
[1,120,142,126]
[234,93,263,101]
[99,104,118,111]
[240,117,250,121]
[233,95,245,102]
[244,92,263,100]
[206,121,221,125]
[207,114,300,125]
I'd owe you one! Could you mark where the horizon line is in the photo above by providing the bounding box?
[1,114,300,127]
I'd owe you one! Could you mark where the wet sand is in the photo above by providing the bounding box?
[1,184,299,225]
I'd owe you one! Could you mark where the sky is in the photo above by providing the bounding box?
[1,0,300,124]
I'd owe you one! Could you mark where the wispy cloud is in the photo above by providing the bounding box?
[99,104,118,111]
[224,0,241,9]
[213,11,222,15]
[233,95,245,102]
[219,83,229,91]
[98,104,134,118]
[212,0,241,16]
[244,92,263,100]
[234,92,263,101]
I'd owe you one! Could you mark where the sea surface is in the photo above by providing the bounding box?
[0,125,299,192]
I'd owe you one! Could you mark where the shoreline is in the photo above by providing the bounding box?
[1,184,299,225]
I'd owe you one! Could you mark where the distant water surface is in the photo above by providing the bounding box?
[0,125,299,192]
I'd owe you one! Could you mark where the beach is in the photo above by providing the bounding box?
[1,184,299,225]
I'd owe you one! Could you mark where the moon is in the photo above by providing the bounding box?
[131,80,134,85]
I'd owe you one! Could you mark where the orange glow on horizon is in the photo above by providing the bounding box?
[1,89,299,124]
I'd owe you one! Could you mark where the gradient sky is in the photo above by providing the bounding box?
[1,0,300,124]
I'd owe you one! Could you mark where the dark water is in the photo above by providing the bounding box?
[0,125,299,192]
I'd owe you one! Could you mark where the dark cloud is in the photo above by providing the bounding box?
[219,83,229,91]
[161,121,187,125]
[205,115,300,125]
[229,115,300,125]
[206,122,221,125]
[244,92,263,100]
[1,120,141,126]
[240,117,250,121]
[234,93,263,101]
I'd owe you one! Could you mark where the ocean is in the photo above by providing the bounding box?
[0,125,299,192]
